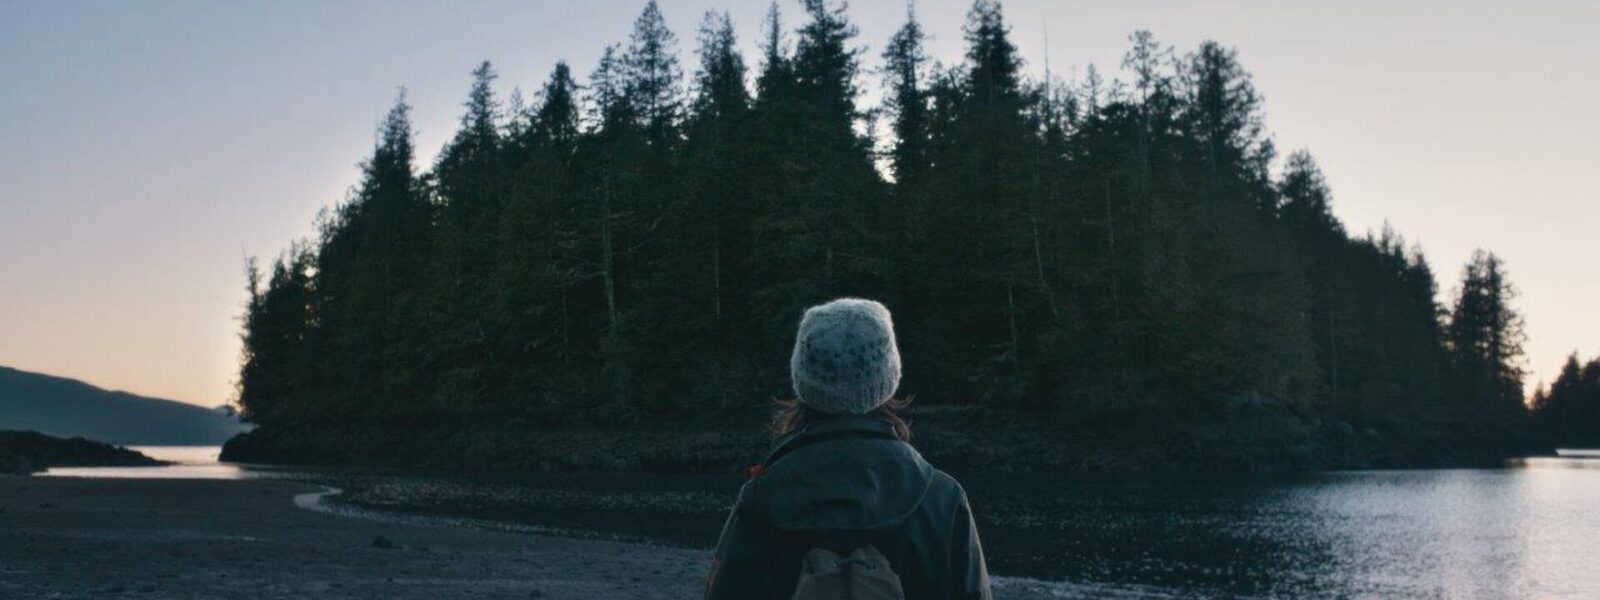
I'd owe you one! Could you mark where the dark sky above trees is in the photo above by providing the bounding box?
[1,0,1595,406]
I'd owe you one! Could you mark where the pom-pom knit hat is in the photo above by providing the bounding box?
[789,297,903,415]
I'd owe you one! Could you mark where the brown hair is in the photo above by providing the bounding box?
[771,395,914,442]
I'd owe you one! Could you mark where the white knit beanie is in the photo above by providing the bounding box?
[789,297,903,415]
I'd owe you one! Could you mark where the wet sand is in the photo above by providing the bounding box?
[0,476,708,599]
[0,475,1119,599]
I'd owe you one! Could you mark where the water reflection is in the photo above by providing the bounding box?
[39,445,249,479]
[956,461,1600,598]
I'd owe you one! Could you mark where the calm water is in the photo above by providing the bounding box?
[954,459,1600,598]
[349,459,1600,599]
[39,445,250,479]
[34,449,1600,598]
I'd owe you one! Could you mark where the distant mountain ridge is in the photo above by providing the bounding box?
[0,365,247,445]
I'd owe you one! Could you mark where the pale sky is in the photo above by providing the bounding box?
[1,0,1595,407]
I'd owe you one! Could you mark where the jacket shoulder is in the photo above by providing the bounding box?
[917,467,970,514]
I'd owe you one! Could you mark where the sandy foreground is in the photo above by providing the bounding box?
[0,475,1144,600]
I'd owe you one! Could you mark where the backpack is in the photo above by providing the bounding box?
[789,544,905,600]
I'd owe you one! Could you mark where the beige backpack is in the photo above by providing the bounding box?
[789,545,905,600]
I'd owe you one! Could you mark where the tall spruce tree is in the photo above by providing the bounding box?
[496,62,587,417]
[623,1,683,146]
[1175,40,1312,406]
[914,0,1057,405]
[685,12,753,321]
[878,4,939,399]
[237,246,314,423]
[577,44,647,416]
[1279,151,1347,407]
[428,61,509,414]
[1446,250,1527,416]
[313,94,429,416]
[742,0,888,395]
[882,4,929,186]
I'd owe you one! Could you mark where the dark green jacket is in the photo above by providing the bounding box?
[705,415,992,599]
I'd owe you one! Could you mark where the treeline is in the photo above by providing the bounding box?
[237,0,1533,445]
[1531,354,1600,447]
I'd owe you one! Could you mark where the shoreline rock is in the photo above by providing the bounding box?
[222,403,1539,475]
[0,430,164,474]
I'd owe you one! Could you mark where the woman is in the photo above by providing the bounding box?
[706,297,993,599]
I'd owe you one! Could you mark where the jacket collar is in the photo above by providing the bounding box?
[764,414,899,467]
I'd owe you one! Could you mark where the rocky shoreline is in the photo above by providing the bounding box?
[0,475,1153,599]
[0,430,163,475]
[223,400,1538,476]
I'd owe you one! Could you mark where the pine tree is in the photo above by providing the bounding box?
[1446,250,1527,417]
[964,0,1022,112]
[632,10,760,412]
[755,3,792,105]
[683,10,752,327]
[1278,151,1342,243]
[236,246,314,423]
[496,62,585,417]
[1162,40,1313,407]
[436,61,505,223]
[429,61,509,414]
[691,12,749,125]
[793,0,862,135]
[1184,41,1273,202]
[578,44,643,416]
[1529,353,1600,446]
[531,63,580,146]
[623,1,683,145]
[913,0,1057,405]
[1278,151,1347,407]
[314,94,429,416]
[881,4,929,186]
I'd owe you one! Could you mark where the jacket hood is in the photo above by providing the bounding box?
[738,415,934,534]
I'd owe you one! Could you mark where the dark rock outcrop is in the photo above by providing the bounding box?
[0,430,164,474]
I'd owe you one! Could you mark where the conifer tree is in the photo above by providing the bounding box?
[741,0,886,385]
[882,3,929,186]
[793,0,862,135]
[429,61,509,413]
[436,61,505,223]
[914,0,1056,404]
[683,10,752,324]
[623,1,683,146]
[1184,41,1273,200]
[690,12,750,125]
[313,94,429,416]
[964,0,1022,112]
[1278,151,1347,406]
[531,63,580,146]
[1447,250,1527,417]
[579,44,646,416]
[496,62,585,415]
[635,10,760,410]
[755,3,792,105]
[237,246,314,423]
